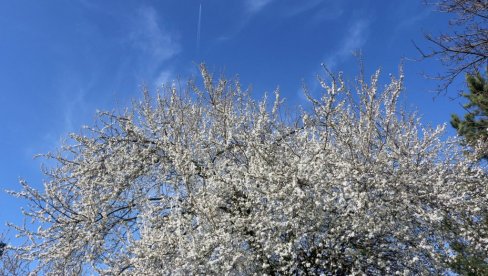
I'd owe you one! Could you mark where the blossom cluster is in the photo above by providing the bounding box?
[10,65,487,275]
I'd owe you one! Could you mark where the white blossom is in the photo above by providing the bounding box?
[7,64,488,275]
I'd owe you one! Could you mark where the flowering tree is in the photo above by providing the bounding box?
[0,235,29,275]
[10,65,488,274]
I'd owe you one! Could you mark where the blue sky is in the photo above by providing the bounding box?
[0,0,465,236]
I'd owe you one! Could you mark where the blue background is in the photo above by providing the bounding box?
[0,0,466,238]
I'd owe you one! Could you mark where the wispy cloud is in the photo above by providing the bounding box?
[296,18,370,103]
[398,11,430,30]
[55,72,93,135]
[244,0,274,14]
[64,89,88,133]
[310,4,344,23]
[282,0,324,18]
[387,7,431,49]
[130,6,181,63]
[128,6,181,91]
[154,69,175,88]
[35,69,95,155]
[323,19,369,69]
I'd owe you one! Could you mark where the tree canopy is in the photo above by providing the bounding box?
[8,65,488,275]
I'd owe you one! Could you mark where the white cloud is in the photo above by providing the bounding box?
[63,88,88,133]
[131,6,181,63]
[216,0,273,42]
[310,4,343,23]
[282,0,324,17]
[129,6,181,91]
[297,19,370,102]
[396,9,430,31]
[244,0,274,14]
[154,69,174,88]
[386,9,431,49]
[323,19,369,69]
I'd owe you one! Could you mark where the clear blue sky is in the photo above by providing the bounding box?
[0,0,465,236]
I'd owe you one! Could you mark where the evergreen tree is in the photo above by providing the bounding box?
[451,70,488,160]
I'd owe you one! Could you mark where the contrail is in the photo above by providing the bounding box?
[197,2,202,54]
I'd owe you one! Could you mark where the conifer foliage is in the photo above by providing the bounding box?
[451,71,488,160]
[9,65,488,275]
